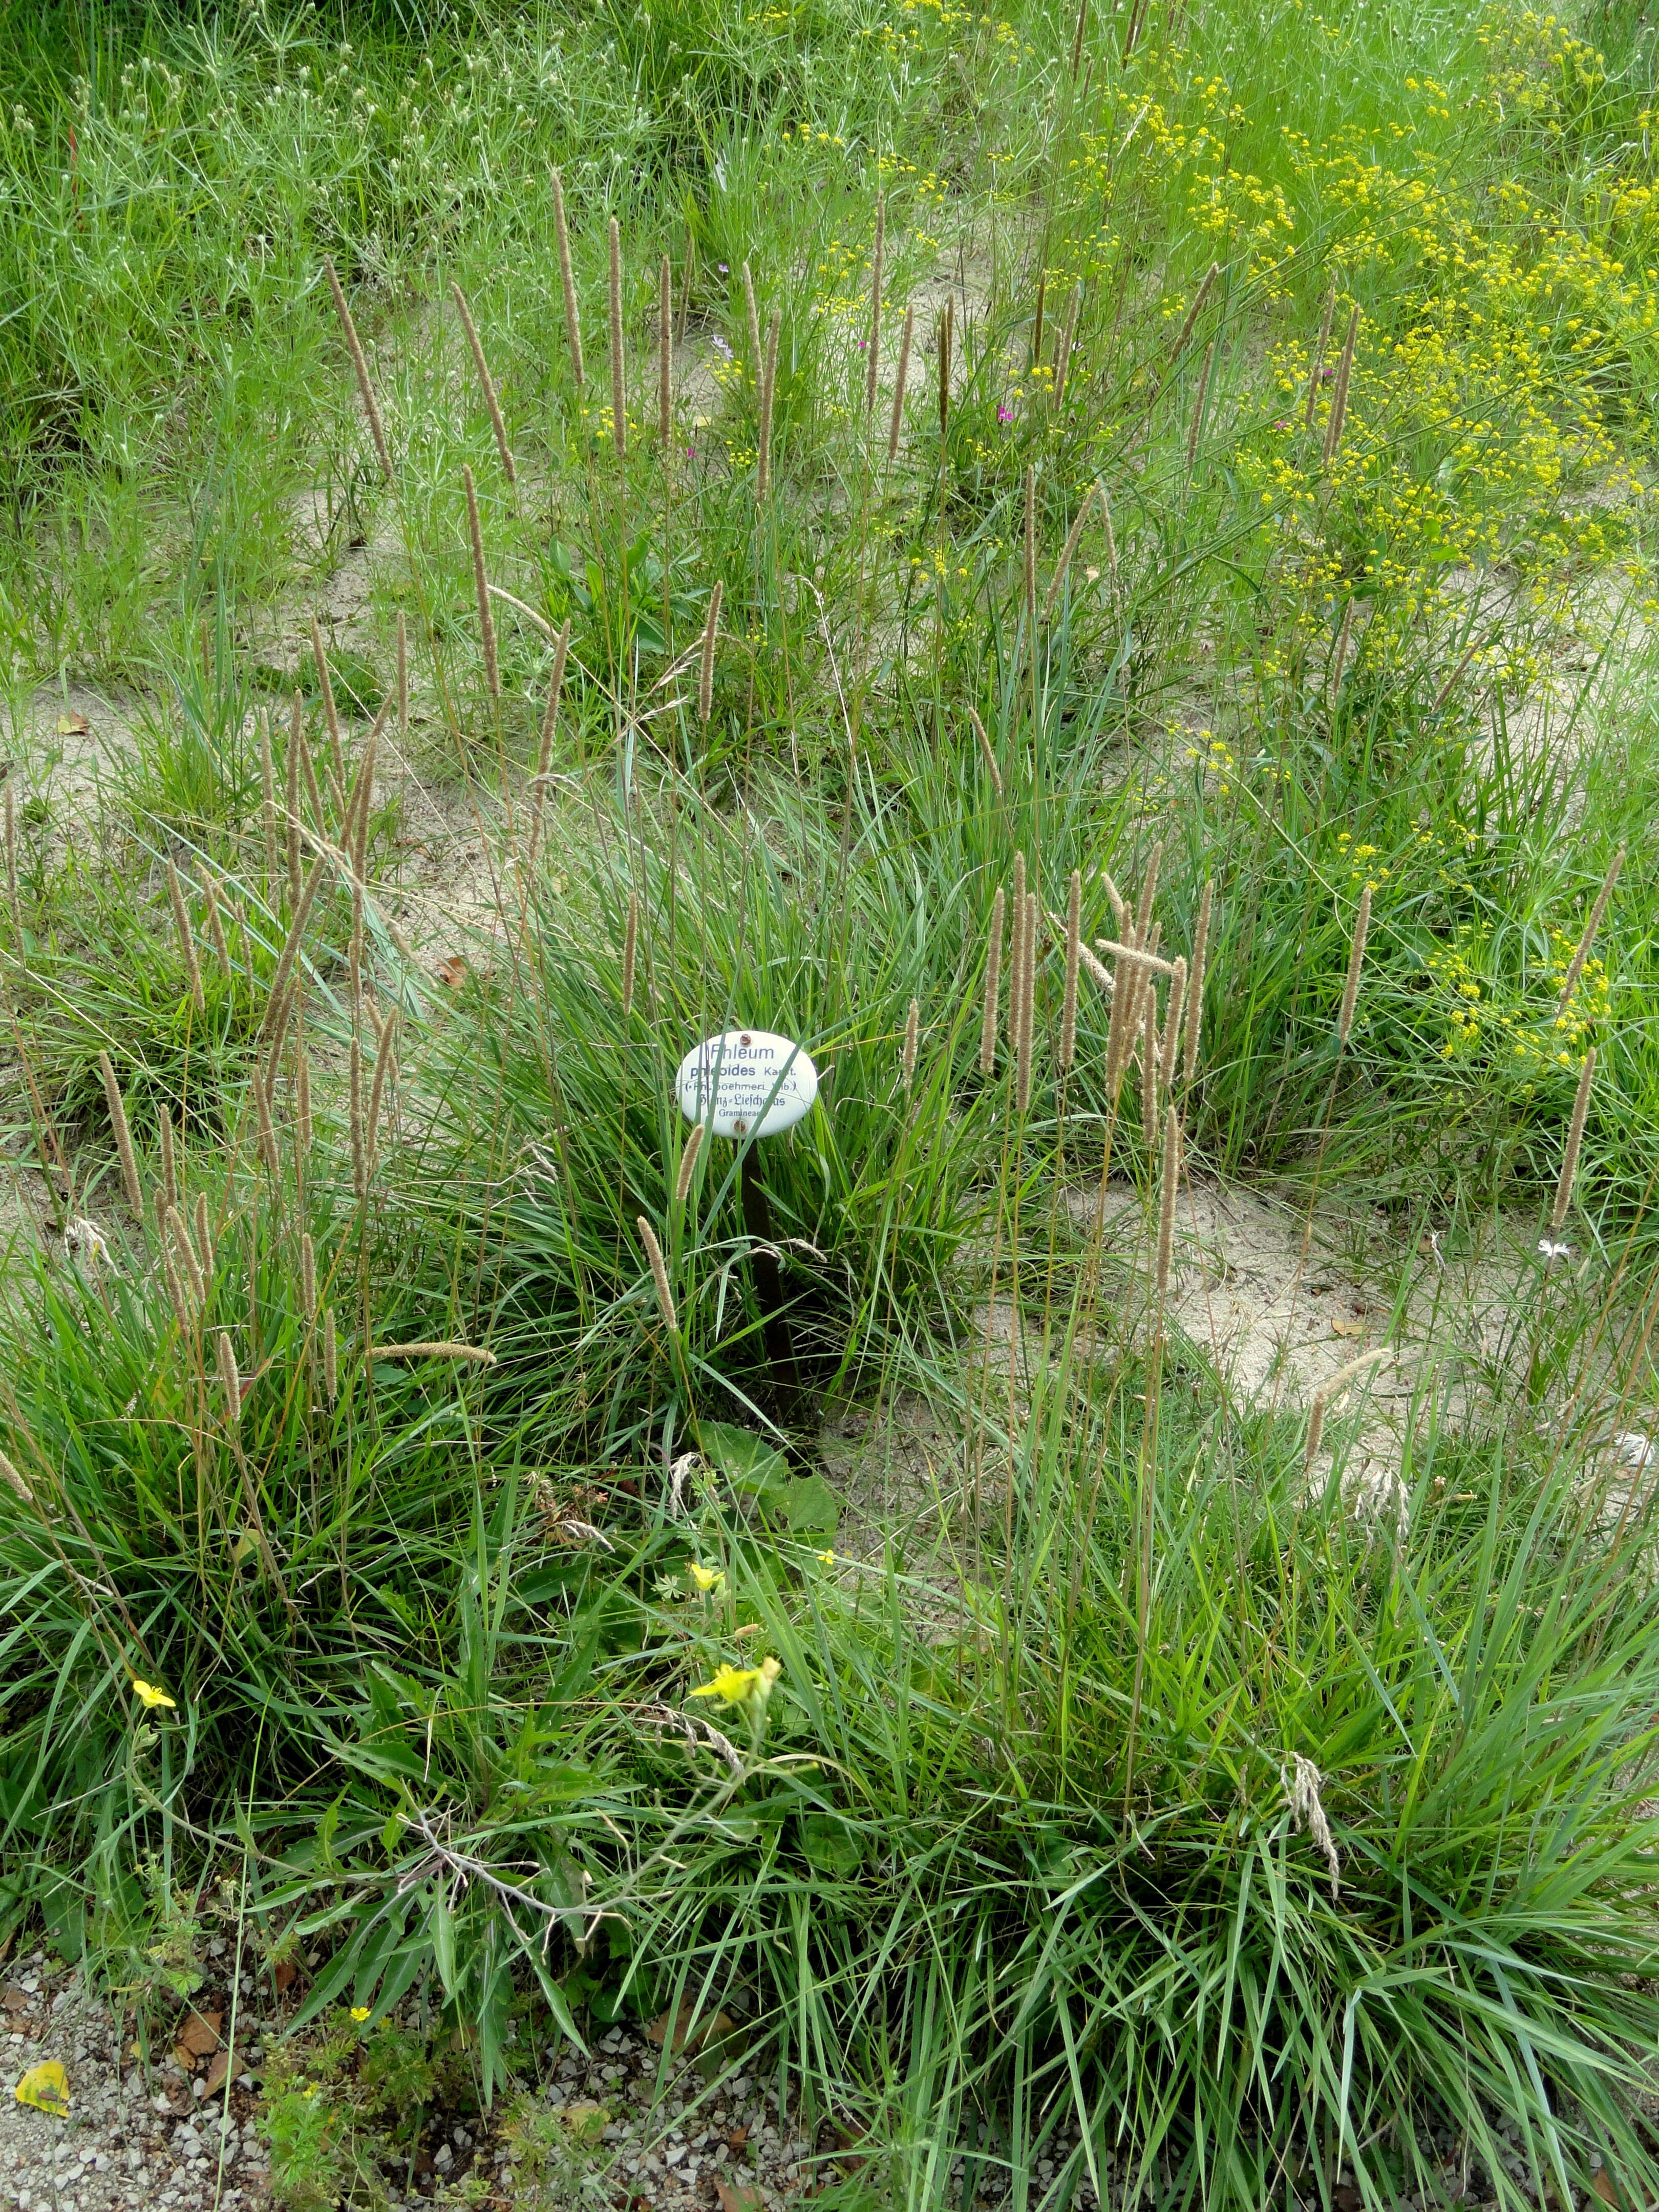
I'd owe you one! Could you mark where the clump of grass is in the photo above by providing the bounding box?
[6,0,1659,2201]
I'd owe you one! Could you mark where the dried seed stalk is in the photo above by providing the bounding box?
[166,1205,204,1311]
[324,1308,338,1403]
[259,858,328,1043]
[1095,938,1178,976]
[324,257,394,483]
[1551,1048,1596,1232]
[1170,264,1218,363]
[1304,1348,1388,1475]
[366,1010,398,1172]
[200,870,231,975]
[1044,481,1101,619]
[1155,1110,1181,1304]
[163,1247,195,1334]
[464,464,500,700]
[1133,842,1163,948]
[1286,1754,1342,1901]
[166,860,204,1011]
[697,583,721,725]
[968,706,1003,797]
[638,1217,677,1332]
[980,885,1006,1074]
[1557,847,1625,1017]
[1337,883,1371,1047]
[1160,956,1187,1100]
[1016,890,1037,1113]
[1186,339,1214,471]
[194,1193,214,1280]
[1059,869,1082,1070]
[608,217,627,461]
[1140,986,1160,1145]
[451,280,516,485]
[302,1232,317,1326]
[902,997,920,1095]
[253,1066,280,1176]
[887,304,914,462]
[98,1052,143,1216]
[1429,631,1486,715]
[1304,283,1335,430]
[260,718,278,889]
[349,1035,367,1199]
[742,262,762,388]
[296,1043,311,1165]
[1183,881,1211,1083]
[528,621,571,861]
[216,1331,242,1429]
[1007,853,1028,1075]
[285,693,304,907]
[370,1341,497,1365]
[675,1122,705,1204]
[158,1104,178,1215]
[308,613,345,786]
[551,169,584,389]
[1053,283,1081,411]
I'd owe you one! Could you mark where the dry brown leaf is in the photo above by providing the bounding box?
[272,1959,297,1993]
[54,712,90,737]
[435,954,469,988]
[645,1999,735,2055]
[727,2123,749,2153]
[1590,2169,1650,2209]
[1,1988,27,2013]
[177,2008,222,2057]
[1330,1314,1365,1338]
[713,2183,763,2212]
[202,2049,230,2096]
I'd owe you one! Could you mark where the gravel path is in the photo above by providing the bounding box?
[1,1950,266,2212]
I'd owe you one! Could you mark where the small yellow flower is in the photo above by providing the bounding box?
[816,1549,836,1565]
[689,1655,782,1709]
[350,2006,371,2023]
[687,1561,726,1596]
[132,1678,176,1710]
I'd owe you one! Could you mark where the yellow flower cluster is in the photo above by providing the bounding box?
[1420,925,1607,1080]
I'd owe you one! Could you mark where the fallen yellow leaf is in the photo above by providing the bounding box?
[54,712,90,737]
[14,2059,70,2116]
[1331,1315,1365,1338]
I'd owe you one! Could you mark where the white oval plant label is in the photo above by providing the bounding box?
[675,1030,818,1140]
